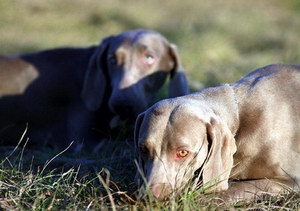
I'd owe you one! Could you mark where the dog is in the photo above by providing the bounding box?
[134,64,300,201]
[0,29,188,148]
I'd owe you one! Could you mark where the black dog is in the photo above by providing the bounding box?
[0,29,188,149]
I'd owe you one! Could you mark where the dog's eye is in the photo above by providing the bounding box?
[143,54,155,65]
[176,150,189,158]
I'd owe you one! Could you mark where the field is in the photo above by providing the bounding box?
[0,0,300,209]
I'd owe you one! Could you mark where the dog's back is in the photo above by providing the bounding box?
[0,49,98,147]
[231,64,300,180]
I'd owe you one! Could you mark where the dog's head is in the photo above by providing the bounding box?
[134,98,236,199]
[81,29,188,123]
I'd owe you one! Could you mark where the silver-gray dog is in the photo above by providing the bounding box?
[135,64,300,200]
[0,29,188,148]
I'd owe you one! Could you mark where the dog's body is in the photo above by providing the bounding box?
[0,48,105,147]
[0,29,188,148]
[135,64,300,200]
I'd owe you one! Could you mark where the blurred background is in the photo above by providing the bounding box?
[0,0,299,89]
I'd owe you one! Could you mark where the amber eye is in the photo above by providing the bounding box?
[176,150,189,158]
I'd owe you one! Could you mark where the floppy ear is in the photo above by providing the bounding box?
[168,44,189,98]
[81,36,113,111]
[202,118,236,192]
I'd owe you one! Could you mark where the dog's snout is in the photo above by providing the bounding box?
[151,183,172,199]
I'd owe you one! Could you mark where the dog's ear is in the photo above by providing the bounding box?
[81,36,113,111]
[168,44,189,98]
[202,118,236,192]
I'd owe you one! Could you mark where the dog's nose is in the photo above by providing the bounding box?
[151,183,172,199]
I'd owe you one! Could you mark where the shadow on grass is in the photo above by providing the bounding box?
[0,135,139,209]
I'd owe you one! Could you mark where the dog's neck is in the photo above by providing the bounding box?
[228,83,241,136]
[190,84,240,136]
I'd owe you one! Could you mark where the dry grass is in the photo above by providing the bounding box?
[0,142,299,210]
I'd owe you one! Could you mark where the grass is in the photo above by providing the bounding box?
[1,0,300,88]
[1,144,300,210]
[0,0,300,209]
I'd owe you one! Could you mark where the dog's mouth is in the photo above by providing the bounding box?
[135,167,205,200]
